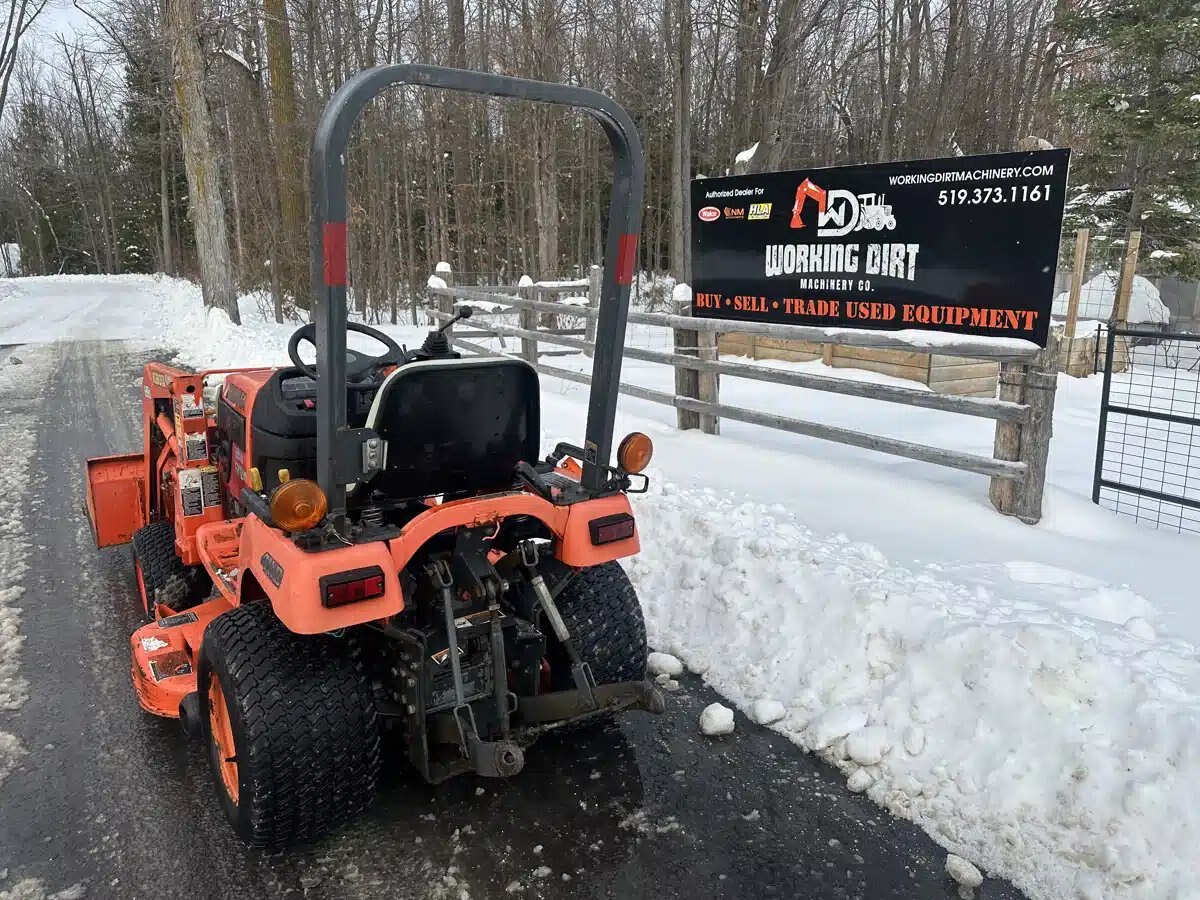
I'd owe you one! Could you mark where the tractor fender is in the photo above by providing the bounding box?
[386,491,640,572]
[237,515,405,634]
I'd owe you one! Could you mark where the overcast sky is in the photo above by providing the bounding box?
[32,1,93,47]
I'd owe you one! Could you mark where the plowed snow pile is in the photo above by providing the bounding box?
[626,483,1200,900]
[0,353,37,786]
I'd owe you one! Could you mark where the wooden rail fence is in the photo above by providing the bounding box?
[427,267,1058,524]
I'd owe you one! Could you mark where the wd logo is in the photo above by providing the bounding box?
[790,179,897,237]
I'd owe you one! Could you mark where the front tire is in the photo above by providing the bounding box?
[131,521,209,619]
[198,602,381,848]
[550,561,647,688]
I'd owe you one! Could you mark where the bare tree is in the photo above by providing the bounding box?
[166,0,239,323]
[0,0,47,120]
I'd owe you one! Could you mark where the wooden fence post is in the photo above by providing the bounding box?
[1064,228,1089,341]
[584,264,601,358]
[672,295,701,430]
[989,331,1060,523]
[698,329,720,435]
[1112,228,1142,325]
[437,265,454,333]
[518,278,538,363]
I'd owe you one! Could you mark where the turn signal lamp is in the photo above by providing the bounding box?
[617,432,654,474]
[269,478,327,532]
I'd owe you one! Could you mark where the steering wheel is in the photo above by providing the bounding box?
[287,322,404,388]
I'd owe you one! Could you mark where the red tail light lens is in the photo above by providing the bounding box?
[589,513,636,545]
[320,566,386,608]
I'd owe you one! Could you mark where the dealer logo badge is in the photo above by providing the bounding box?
[748,202,772,220]
[790,178,897,237]
[698,206,721,222]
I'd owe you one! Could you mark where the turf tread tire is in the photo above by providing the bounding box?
[131,521,192,616]
[553,562,647,686]
[198,601,381,848]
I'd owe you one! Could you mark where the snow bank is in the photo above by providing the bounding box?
[0,352,37,787]
[1052,272,1169,325]
[625,482,1200,900]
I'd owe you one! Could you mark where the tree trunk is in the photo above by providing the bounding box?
[167,0,240,324]
[263,0,307,309]
[159,104,174,275]
[669,0,692,280]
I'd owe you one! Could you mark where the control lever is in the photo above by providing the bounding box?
[438,305,473,333]
[516,461,554,500]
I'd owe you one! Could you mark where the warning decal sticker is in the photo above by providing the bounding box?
[180,393,205,419]
[179,470,203,516]
[185,432,209,462]
[158,611,199,628]
[200,466,222,509]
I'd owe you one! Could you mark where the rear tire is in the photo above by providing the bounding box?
[550,561,647,687]
[198,602,381,848]
[131,521,206,618]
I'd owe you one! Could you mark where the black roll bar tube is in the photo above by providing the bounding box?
[310,64,645,525]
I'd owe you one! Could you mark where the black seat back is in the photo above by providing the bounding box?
[364,358,539,501]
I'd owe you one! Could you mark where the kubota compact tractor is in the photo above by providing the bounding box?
[83,65,663,847]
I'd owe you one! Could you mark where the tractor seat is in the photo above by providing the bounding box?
[359,357,540,501]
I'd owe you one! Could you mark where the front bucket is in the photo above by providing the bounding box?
[85,453,147,547]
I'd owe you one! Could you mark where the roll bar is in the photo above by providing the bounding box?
[310,65,645,525]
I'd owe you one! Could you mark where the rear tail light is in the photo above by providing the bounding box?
[589,513,636,545]
[320,566,386,608]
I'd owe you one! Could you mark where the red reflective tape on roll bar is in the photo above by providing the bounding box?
[323,222,348,286]
[616,234,638,285]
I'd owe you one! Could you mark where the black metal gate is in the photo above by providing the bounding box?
[1094,327,1200,534]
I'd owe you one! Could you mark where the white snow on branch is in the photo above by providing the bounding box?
[219,48,254,72]
[734,142,759,165]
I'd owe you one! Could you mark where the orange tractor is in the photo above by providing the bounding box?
[84,65,662,847]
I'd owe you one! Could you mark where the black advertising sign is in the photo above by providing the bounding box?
[690,149,1069,347]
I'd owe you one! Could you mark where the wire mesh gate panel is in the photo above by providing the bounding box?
[1094,328,1200,534]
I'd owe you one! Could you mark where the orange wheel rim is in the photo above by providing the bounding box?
[207,671,239,804]
[135,560,152,617]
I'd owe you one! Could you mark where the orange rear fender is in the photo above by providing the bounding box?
[236,491,639,635]
[388,491,640,572]
[237,516,405,634]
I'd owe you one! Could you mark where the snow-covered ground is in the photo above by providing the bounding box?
[1,273,1197,900]
[0,349,37,790]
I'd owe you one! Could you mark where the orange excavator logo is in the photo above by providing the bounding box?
[790,178,827,228]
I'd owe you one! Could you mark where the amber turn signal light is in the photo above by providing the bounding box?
[617,432,654,474]
[269,478,327,532]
